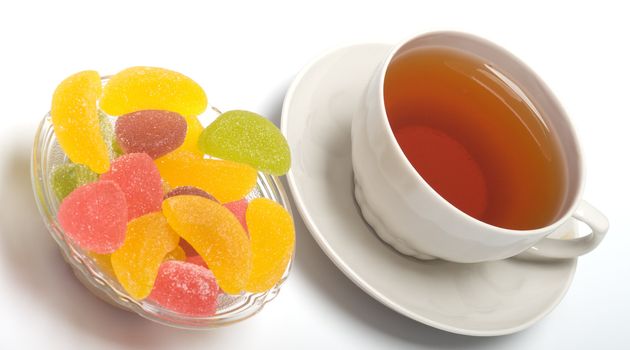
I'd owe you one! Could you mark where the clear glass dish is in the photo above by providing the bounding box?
[31,101,294,329]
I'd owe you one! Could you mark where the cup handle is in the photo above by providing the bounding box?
[526,200,609,259]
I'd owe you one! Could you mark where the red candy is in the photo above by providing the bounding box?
[224,199,248,232]
[164,186,216,201]
[149,260,219,316]
[115,110,187,159]
[57,181,128,254]
[179,239,199,257]
[101,153,163,220]
[186,255,208,269]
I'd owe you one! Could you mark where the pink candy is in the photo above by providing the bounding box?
[149,260,219,316]
[224,199,248,232]
[57,181,128,254]
[100,153,163,220]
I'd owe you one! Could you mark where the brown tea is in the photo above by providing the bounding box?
[384,46,568,230]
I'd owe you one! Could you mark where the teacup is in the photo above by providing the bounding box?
[351,31,609,263]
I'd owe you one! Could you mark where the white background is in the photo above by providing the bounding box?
[1,1,629,349]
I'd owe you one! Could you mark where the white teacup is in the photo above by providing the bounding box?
[351,32,609,263]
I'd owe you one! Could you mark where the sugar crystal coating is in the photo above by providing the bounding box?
[162,195,252,294]
[100,66,207,117]
[156,150,257,203]
[246,198,295,293]
[99,111,122,159]
[176,115,204,156]
[164,246,187,261]
[115,110,187,159]
[224,199,249,232]
[179,239,199,257]
[111,212,179,299]
[186,255,208,269]
[100,153,163,220]
[51,70,110,173]
[164,186,216,201]
[198,110,291,175]
[57,181,127,254]
[50,163,98,200]
[148,260,219,316]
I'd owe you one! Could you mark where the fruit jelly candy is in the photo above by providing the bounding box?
[51,70,110,173]
[99,111,122,159]
[175,115,204,156]
[111,212,179,299]
[100,66,207,117]
[164,245,187,262]
[164,186,216,202]
[186,255,208,269]
[88,252,115,278]
[162,195,252,295]
[156,150,257,203]
[224,199,248,232]
[148,260,219,316]
[50,163,98,200]
[101,153,163,220]
[57,181,127,254]
[198,110,291,175]
[245,198,295,293]
[115,110,187,159]
[179,239,199,257]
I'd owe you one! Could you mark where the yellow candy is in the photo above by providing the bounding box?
[111,212,179,299]
[51,70,110,173]
[246,198,295,293]
[164,245,186,261]
[175,115,204,156]
[155,150,257,203]
[88,252,115,278]
[162,195,252,295]
[100,66,207,116]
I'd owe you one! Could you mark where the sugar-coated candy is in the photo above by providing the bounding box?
[164,186,216,201]
[101,153,163,220]
[148,260,219,316]
[246,198,295,293]
[50,163,98,200]
[198,110,291,175]
[224,199,248,232]
[176,115,204,156]
[100,67,207,117]
[58,181,127,254]
[186,255,208,269]
[112,212,179,299]
[162,195,252,294]
[156,150,257,203]
[164,246,187,261]
[99,111,122,159]
[88,252,115,278]
[51,70,110,173]
[179,239,199,257]
[115,110,187,159]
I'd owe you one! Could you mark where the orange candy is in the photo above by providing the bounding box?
[246,198,295,292]
[162,195,252,294]
[155,150,257,203]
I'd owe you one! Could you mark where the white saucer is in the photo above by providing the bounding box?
[281,43,578,336]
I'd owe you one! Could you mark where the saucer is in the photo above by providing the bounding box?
[281,43,578,336]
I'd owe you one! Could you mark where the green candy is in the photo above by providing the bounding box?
[99,111,123,159]
[50,163,99,200]
[198,110,291,175]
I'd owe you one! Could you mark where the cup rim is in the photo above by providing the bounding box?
[374,30,584,237]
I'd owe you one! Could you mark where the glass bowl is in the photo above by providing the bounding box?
[31,103,294,329]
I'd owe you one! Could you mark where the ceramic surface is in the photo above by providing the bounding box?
[351,32,608,262]
[281,43,579,336]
